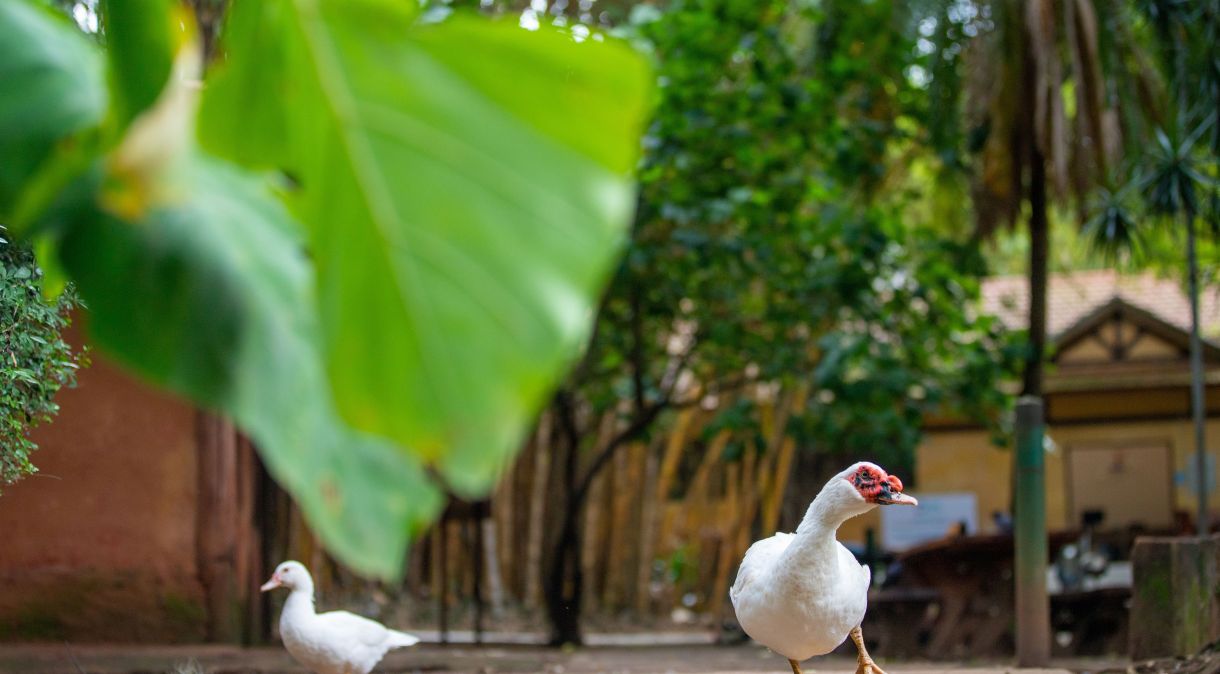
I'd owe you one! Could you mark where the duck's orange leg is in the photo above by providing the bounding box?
[850,625,888,674]
[787,658,803,674]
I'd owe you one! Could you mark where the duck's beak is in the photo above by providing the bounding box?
[876,476,918,506]
[877,491,918,506]
[260,574,282,592]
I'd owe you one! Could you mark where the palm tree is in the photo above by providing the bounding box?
[920,0,1165,395]
[1088,0,1219,534]
[1163,0,1220,537]
[1147,122,1214,534]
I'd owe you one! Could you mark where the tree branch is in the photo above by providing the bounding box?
[629,285,647,416]
[568,329,773,504]
[573,399,668,504]
[552,388,582,462]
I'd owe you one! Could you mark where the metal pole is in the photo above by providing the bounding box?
[1015,396,1049,666]
[1186,212,1210,536]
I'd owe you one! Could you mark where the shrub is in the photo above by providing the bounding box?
[0,235,86,490]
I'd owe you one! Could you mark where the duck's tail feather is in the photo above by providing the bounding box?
[388,630,420,648]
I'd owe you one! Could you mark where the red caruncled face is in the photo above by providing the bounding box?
[850,464,905,503]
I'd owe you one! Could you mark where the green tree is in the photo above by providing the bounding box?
[538,0,1021,644]
[0,238,85,490]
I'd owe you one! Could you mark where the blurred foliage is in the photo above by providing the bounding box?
[0,0,650,577]
[0,236,85,491]
[906,0,1218,267]
[559,0,1022,466]
[1082,0,1218,261]
[907,0,1163,233]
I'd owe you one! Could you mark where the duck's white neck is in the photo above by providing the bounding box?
[281,584,317,623]
[785,478,874,559]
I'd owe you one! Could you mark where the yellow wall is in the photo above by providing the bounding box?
[914,429,1067,534]
[908,419,1220,539]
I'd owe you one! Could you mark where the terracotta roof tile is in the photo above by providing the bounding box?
[982,270,1220,339]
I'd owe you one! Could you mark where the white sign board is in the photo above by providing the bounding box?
[880,492,978,551]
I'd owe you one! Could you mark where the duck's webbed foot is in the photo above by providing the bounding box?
[850,625,888,674]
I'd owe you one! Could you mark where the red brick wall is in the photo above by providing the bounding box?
[0,326,208,642]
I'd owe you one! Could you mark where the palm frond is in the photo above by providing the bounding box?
[1084,180,1143,259]
[1140,117,1214,219]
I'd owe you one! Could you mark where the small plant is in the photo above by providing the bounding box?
[170,659,204,674]
[0,234,86,491]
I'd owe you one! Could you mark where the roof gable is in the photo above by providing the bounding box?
[1051,297,1220,367]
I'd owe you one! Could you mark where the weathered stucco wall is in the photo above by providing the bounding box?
[912,415,1220,540]
[0,328,206,642]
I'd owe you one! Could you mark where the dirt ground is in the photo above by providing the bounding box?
[1108,642,1220,674]
[0,642,1124,674]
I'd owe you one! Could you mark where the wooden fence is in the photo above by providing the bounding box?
[384,385,819,630]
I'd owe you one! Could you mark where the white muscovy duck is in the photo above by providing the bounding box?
[730,461,917,674]
[260,561,420,674]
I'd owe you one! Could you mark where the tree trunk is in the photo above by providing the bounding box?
[1023,146,1049,398]
[544,392,584,645]
[544,507,584,645]
[542,384,670,644]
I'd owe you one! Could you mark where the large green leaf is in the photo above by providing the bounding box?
[408,15,648,175]
[0,1,106,225]
[198,0,302,170]
[203,1,651,494]
[99,0,181,130]
[50,157,442,577]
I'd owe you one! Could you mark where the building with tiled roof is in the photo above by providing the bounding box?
[910,270,1219,544]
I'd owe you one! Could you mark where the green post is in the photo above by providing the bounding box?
[1015,396,1049,666]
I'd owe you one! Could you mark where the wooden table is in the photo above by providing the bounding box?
[884,532,1093,659]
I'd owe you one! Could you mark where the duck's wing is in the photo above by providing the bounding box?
[842,541,872,594]
[316,610,392,647]
[834,540,873,627]
[730,532,794,605]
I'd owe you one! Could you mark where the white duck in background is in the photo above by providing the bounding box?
[261,561,419,674]
[730,462,917,674]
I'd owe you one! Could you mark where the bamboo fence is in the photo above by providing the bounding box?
[396,384,813,626]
